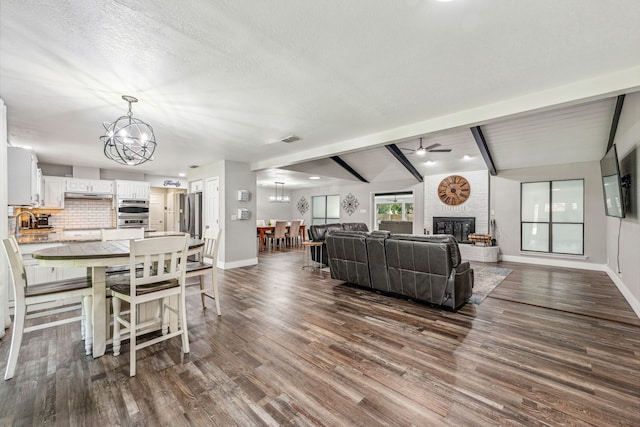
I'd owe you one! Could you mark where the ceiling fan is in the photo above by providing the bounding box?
[401,138,452,156]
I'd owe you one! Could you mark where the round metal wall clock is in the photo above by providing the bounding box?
[437,175,470,205]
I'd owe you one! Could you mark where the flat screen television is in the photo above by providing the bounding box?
[600,144,625,218]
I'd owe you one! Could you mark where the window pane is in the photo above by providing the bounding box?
[552,224,583,255]
[312,196,326,219]
[522,223,549,252]
[552,180,583,223]
[522,182,550,222]
[327,195,340,219]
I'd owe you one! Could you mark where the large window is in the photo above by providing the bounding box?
[521,179,584,255]
[312,195,340,225]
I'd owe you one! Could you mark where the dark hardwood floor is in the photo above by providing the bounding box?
[1,247,639,426]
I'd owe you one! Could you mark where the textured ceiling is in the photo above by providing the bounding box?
[1,0,639,187]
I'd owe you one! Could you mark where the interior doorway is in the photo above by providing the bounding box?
[373,191,414,232]
[149,187,187,232]
[150,189,165,231]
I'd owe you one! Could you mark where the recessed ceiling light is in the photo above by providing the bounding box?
[309,176,320,180]
[178,173,186,177]
[463,155,472,160]
[425,160,436,166]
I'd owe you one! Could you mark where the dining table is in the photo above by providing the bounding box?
[31,235,204,358]
[257,224,306,251]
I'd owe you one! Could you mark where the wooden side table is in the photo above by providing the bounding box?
[301,241,323,270]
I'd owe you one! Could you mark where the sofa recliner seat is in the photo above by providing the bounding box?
[307,222,369,266]
[326,231,474,310]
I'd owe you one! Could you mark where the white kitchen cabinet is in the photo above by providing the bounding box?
[115,180,150,200]
[65,178,113,194]
[42,176,66,208]
[8,147,40,206]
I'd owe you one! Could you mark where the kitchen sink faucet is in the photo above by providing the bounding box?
[14,211,36,236]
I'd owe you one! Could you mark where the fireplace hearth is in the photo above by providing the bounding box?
[433,217,475,243]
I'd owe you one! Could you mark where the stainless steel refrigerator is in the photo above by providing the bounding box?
[179,192,203,239]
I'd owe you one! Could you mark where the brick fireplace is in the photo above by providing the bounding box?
[433,217,475,243]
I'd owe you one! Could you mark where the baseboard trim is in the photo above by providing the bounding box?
[604,265,640,320]
[500,255,606,271]
[220,257,258,270]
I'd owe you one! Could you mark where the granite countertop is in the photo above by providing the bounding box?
[16,229,180,245]
[16,229,104,245]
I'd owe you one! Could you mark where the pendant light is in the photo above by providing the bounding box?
[100,95,157,166]
[269,182,290,203]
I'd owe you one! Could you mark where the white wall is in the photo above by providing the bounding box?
[607,91,640,316]
[189,160,257,269]
[145,174,188,190]
[424,170,489,234]
[490,161,607,265]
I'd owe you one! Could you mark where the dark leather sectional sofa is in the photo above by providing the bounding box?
[308,222,369,266]
[325,230,474,310]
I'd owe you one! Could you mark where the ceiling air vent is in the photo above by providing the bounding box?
[281,135,301,143]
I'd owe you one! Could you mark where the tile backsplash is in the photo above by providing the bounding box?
[52,199,115,229]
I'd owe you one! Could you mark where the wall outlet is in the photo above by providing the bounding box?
[231,214,237,221]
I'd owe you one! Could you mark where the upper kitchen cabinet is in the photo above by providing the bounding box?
[42,176,66,209]
[8,147,41,206]
[115,180,150,200]
[65,178,113,195]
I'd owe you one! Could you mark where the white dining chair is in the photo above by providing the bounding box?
[110,234,190,377]
[185,227,222,314]
[2,236,93,380]
[101,228,145,274]
[101,228,145,242]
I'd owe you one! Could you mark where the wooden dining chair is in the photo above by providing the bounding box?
[110,234,190,377]
[286,220,302,247]
[185,227,222,314]
[2,236,93,380]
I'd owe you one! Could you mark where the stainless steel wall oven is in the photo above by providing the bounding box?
[117,199,149,229]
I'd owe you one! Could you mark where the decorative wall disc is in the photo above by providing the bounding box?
[297,197,309,215]
[342,193,359,216]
